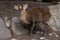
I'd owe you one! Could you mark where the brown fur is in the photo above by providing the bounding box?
[20,7,51,24]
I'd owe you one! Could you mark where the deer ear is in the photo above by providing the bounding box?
[14,5,19,10]
[23,4,28,10]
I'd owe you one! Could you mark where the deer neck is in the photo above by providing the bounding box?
[20,10,29,24]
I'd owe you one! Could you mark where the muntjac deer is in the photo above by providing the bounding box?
[14,3,59,38]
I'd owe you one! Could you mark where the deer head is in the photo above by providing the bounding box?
[14,4,28,11]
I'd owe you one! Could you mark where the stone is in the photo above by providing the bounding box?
[0,18,11,39]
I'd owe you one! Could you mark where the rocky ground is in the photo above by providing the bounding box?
[5,31,60,40]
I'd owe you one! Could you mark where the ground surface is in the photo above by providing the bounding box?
[5,31,60,40]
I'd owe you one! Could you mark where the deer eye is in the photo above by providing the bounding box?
[19,5,23,10]
[19,6,22,9]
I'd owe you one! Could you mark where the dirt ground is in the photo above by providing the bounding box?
[5,31,60,40]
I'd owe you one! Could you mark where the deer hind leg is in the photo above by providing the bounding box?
[43,22,59,38]
[36,22,46,37]
[31,22,45,36]
[34,22,52,36]
[40,22,53,35]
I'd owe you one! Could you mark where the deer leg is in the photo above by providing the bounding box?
[31,22,35,37]
[37,22,46,37]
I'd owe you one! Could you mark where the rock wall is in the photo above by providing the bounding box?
[48,3,60,31]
